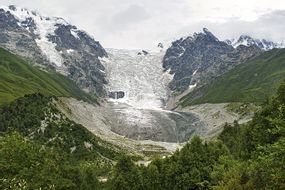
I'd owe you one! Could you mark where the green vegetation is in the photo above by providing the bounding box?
[1,83,284,190]
[0,93,124,189]
[180,48,285,106]
[0,93,120,161]
[0,47,97,105]
[1,47,285,189]
[108,80,285,190]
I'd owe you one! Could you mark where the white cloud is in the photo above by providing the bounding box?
[1,0,285,49]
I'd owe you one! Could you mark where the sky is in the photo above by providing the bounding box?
[2,0,285,49]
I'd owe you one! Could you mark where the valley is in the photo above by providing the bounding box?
[54,48,252,157]
[0,4,285,189]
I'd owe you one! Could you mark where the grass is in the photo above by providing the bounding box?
[180,48,285,106]
[0,47,97,105]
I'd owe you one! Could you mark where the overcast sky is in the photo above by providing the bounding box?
[2,0,285,49]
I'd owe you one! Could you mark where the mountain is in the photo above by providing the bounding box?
[163,28,262,93]
[0,5,107,96]
[0,47,97,105]
[180,48,285,106]
[226,35,285,51]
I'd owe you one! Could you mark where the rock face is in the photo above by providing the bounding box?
[108,91,125,99]
[163,28,263,93]
[0,5,107,95]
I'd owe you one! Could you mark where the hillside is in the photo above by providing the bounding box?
[0,48,97,105]
[0,93,123,189]
[0,5,107,95]
[180,48,285,106]
[162,28,262,93]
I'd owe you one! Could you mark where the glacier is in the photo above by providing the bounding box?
[100,49,208,143]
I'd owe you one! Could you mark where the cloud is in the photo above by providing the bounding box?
[1,0,285,49]
[112,4,149,28]
[181,10,285,42]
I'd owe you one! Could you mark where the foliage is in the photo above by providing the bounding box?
[0,93,120,162]
[180,48,285,106]
[0,47,97,105]
[108,80,285,190]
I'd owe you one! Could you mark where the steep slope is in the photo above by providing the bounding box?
[0,5,107,95]
[0,47,97,105]
[180,48,285,106]
[163,28,262,93]
[102,49,171,108]
[0,93,122,162]
[0,93,123,189]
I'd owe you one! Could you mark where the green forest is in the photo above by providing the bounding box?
[109,81,285,189]
[1,81,285,189]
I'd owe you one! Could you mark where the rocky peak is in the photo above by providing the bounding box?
[163,28,262,93]
[0,5,108,96]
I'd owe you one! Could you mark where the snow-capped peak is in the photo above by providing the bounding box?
[0,5,77,67]
[227,35,285,51]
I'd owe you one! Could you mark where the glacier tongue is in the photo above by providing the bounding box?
[100,49,208,143]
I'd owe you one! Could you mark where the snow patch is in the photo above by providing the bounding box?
[70,28,80,39]
[189,83,197,90]
[66,49,74,54]
[1,5,70,67]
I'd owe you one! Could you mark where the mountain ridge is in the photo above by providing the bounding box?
[0,47,97,105]
[162,28,262,93]
[0,5,108,96]
[180,48,285,106]
[225,35,285,50]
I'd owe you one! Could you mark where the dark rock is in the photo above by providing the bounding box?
[157,42,164,48]
[0,6,108,96]
[108,91,125,99]
[137,50,149,56]
[163,28,262,93]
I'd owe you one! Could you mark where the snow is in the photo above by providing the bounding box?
[99,69,105,73]
[66,49,74,54]
[70,28,80,39]
[189,83,197,90]
[0,5,70,67]
[228,35,285,51]
[102,49,170,110]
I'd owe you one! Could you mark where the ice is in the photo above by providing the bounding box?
[102,49,171,110]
